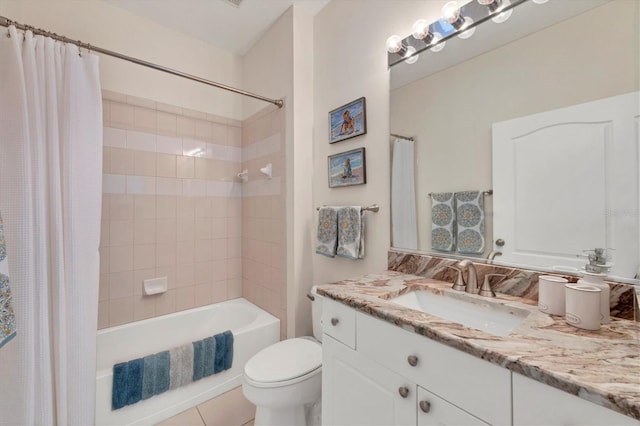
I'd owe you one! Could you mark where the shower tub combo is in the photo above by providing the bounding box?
[95,298,280,425]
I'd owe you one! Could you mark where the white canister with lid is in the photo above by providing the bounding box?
[565,284,602,331]
[577,272,609,324]
[537,275,569,315]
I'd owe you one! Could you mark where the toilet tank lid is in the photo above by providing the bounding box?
[244,337,321,383]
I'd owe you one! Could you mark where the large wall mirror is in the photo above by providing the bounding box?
[389,0,639,283]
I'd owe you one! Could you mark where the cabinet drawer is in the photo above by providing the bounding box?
[417,386,488,426]
[322,298,356,349]
[357,312,511,426]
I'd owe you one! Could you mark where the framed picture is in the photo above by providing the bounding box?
[329,97,367,144]
[328,148,366,188]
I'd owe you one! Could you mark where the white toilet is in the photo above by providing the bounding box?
[242,286,324,426]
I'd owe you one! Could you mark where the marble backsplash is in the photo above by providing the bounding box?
[388,250,638,321]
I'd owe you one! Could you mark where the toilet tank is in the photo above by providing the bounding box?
[310,286,324,342]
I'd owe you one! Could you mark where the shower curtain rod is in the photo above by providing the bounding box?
[0,16,284,109]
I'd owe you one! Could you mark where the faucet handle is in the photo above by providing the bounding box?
[478,274,506,298]
[445,266,466,291]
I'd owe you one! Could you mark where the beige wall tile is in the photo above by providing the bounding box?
[134,106,157,133]
[156,218,177,243]
[99,274,110,301]
[194,157,211,180]
[100,248,110,275]
[197,386,255,426]
[157,111,177,136]
[227,258,241,280]
[102,194,111,221]
[212,239,227,261]
[98,300,110,329]
[195,217,212,240]
[157,195,177,219]
[177,116,196,138]
[109,297,133,326]
[226,279,242,300]
[103,147,112,173]
[102,100,111,126]
[175,286,195,312]
[134,150,157,177]
[133,295,156,321]
[109,148,134,175]
[211,122,228,145]
[110,194,134,221]
[157,407,204,426]
[177,156,195,179]
[228,126,242,147]
[211,198,227,218]
[212,260,227,283]
[228,238,241,260]
[110,103,134,129]
[127,95,156,110]
[155,289,176,316]
[133,268,156,296]
[134,219,156,245]
[194,283,212,307]
[195,120,213,142]
[156,242,177,267]
[177,196,195,218]
[155,266,177,292]
[157,154,177,178]
[195,239,213,262]
[175,264,195,288]
[176,240,196,266]
[100,221,109,248]
[134,195,156,220]
[194,198,212,218]
[177,218,195,242]
[110,245,133,273]
[134,244,156,270]
[156,102,183,116]
[195,261,213,284]
[110,220,134,246]
[211,281,227,304]
[109,270,134,299]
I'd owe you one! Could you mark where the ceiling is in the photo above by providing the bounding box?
[104,0,330,55]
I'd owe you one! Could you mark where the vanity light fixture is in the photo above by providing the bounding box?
[532,0,549,4]
[403,46,419,64]
[442,1,476,39]
[478,0,513,23]
[412,19,446,52]
[386,35,406,55]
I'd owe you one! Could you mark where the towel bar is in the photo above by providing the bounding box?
[316,204,379,213]
[427,190,492,197]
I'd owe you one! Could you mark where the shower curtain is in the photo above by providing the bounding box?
[391,138,418,250]
[0,27,102,425]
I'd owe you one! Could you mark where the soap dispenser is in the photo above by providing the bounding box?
[577,248,611,324]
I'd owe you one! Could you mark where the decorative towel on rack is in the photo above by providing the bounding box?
[337,206,365,260]
[0,210,16,349]
[316,207,338,257]
[430,193,455,252]
[455,191,485,254]
[112,330,233,410]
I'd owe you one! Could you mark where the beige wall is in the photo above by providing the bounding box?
[391,0,639,255]
[0,0,244,119]
[99,92,243,328]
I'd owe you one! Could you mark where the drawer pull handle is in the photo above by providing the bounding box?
[330,317,339,326]
[407,355,418,367]
[398,387,409,398]
[419,400,431,413]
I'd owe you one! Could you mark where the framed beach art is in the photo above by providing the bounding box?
[328,148,366,188]
[329,97,367,144]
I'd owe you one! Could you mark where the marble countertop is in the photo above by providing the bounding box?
[317,271,640,421]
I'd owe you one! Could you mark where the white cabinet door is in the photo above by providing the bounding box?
[322,334,416,426]
[417,387,488,426]
[513,373,640,426]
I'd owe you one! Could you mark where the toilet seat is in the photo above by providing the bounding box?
[244,337,322,388]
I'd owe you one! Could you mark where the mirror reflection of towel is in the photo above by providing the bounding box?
[430,193,455,252]
[0,210,16,349]
[455,191,485,254]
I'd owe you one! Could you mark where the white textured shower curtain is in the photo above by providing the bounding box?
[0,27,103,425]
[391,138,418,250]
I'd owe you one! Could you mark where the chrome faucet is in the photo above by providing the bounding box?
[487,250,502,261]
[456,260,479,294]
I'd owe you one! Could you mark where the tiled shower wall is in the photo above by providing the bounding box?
[241,106,287,339]
[98,91,244,328]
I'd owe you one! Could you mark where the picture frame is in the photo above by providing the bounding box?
[328,148,366,188]
[328,97,367,144]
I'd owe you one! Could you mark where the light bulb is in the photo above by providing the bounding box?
[430,32,445,52]
[532,0,549,3]
[412,19,430,40]
[404,46,419,64]
[476,0,494,4]
[442,1,461,24]
[491,0,512,23]
[386,35,403,53]
[457,17,475,39]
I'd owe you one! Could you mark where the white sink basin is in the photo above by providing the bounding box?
[390,290,529,337]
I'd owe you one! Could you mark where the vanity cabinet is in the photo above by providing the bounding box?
[512,373,640,426]
[322,298,503,426]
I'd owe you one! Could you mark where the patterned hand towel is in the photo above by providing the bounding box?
[455,191,485,254]
[0,210,16,349]
[337,207,365,260]
[430,193,455,252]
[316,207,338,257]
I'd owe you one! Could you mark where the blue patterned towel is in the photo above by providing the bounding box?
[316,207,338,257]
[0,210,16,349]
[112,358,144,410]
[455,191,485,254]
[337,207,364,260]
[430,193,455,252]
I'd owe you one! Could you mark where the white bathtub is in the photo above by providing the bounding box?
[95,298,280,425]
